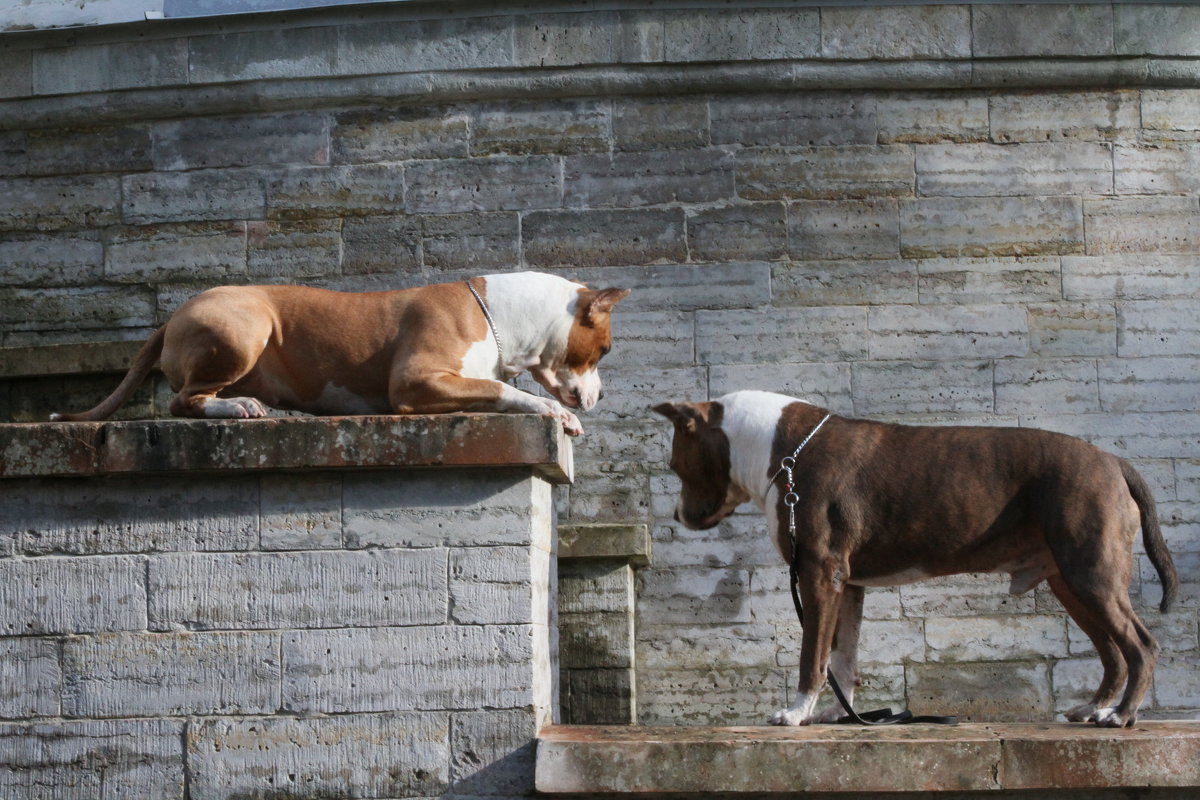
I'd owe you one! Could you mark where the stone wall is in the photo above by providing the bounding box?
[0,414,569,799]
[1,1,1199,727]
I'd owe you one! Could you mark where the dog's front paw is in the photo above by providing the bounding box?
[537,398,583,436]
[769,708,814,726]
[1092,707,1134,727]
[1064,702,1097,723]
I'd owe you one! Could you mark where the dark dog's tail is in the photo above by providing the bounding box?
[49,326,166,422]
[1121,458,1179,613]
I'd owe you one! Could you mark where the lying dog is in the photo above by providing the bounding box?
[52,272,629,435]
[654,390,1179,727]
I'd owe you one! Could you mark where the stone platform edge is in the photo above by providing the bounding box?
[0,413,573,483]
[535,722,1200,795]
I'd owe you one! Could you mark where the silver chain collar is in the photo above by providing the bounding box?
[772,413,832,537]
[465,279,505,377]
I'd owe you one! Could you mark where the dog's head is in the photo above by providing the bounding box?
[531,287,630,411]
[652,400,750,530]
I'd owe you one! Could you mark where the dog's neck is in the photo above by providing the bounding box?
[717,390,808,509]
[479,272,579,376]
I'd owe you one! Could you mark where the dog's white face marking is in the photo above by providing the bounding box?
[718,391,805,506]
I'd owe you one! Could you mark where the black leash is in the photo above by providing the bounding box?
[778,414,957,726]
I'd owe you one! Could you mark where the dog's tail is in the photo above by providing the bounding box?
[49,326,166,422]
[1121,458,1179,613]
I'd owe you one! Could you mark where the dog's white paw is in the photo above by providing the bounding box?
[1092,707,1132,727]
[769,708,814,726]
[204,397,268,419]
[535,397,583,436]
[1064,702,1097,723]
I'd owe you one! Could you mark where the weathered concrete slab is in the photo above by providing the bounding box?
[536,723,1200,794]
[0,414,572,483]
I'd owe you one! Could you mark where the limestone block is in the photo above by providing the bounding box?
[407,155,560,213]
[63,631,280,717]
[1028,301,1117,357]
[0,719,184,800]
[776,618,925,667]
[636,566,751,625]
[189,712,448,800]
[450,709,538,796]
[908,661,1053,722]
[0,51,30,99]
[334,106,469,163]
[564,668,634,724]
[593,310,692,369]
[342,471,541,549]
[1099,356,1200,413]
[663,7,818,62]
[773,259,917,306]
[1119,299,1200,357]
[340,16,514,74]
[450,546,544,625]
[1026,410,1200,460]
[868,304,1028,360]
[152,113,329,172]
[570,419,668,467]
[1142,551,1199,609]
[876,92,988,144]
[20,124,152,177]
[260,472,342,549]
[1116,144,1200,194]
[559,560,633,615]
[472,99,609,156]
[565,463,651,522]
[2,474,257,555]
[712,93,874,148]
[560,611,633,668]
[1115,5,1200,57]
[244,218,340,278]
[282,624,538,713]
[0,555,147,635]
[737,146,914,200]
[822,6,969,59]
[513,12,616,68]
[268,164,405,219]
[0,638,60,717]
[926,615,1068,662]
[900,573,1038,618]
[649,515,779,571]
[696,306,868,364]
[340,213,421,274]
[900,196,1084,258]
[637,622,776,670]
[917,256,1060,304]
[636,666,787,725]
[148,549,447,630]
[566,150,734,209]
[686,203,785,262]
[990,90,1141,142]
[710,362,853,412]
[916,142,1112,196]
[613,97,708,152]
[616,8,665,63]
[422,211,518,271]
[106,222,249,282]
[584,366,706,421]
[996,358,1100,414]
[549,262,771,311]
[1142,89,1200,141]
[189,26,338,84]
[31,40,187,95]
[0,231,102,287]
[125,169,265,225]
[973,5,1113,58]
[852,359,994,415]
[1084,196,1200,254]
[1154,654,1200,709]
[0,175,120,231]
[523,208,687,267]
[788,198,900,261]
[1063,254,1200,300]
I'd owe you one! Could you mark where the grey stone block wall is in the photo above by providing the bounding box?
[2,1,1200,737]
[0,426,560,800]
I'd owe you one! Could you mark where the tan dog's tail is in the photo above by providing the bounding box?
[1121,458,1179,612]
[49,327,166,422]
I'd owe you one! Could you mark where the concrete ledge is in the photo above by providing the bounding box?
[535,723,1200,794]
[558,523,651,567]
[0,414,573,483]
[0,341,143,378]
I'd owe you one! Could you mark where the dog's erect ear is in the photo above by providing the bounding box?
[581,288,632,327]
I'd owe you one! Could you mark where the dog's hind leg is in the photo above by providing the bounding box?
[164,319,272,419]
[1048,574,1127,722]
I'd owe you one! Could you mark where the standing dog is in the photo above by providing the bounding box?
[52,272,629,435]
[654,390,1178,727]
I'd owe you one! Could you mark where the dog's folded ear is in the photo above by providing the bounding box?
[581,288,632,326]
[652,401,705,433]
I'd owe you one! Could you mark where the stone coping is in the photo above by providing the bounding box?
[535,723,1200,794]
[558,523,651,567]
[0,413,573,483]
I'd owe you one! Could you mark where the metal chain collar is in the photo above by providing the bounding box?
[777,413,832,537]
[465,279,506,377]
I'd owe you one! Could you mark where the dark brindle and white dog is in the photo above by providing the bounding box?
[654,390,1179,728]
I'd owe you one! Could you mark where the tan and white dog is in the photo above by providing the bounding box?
[52,272,629,434]
[654,390,1179,728]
